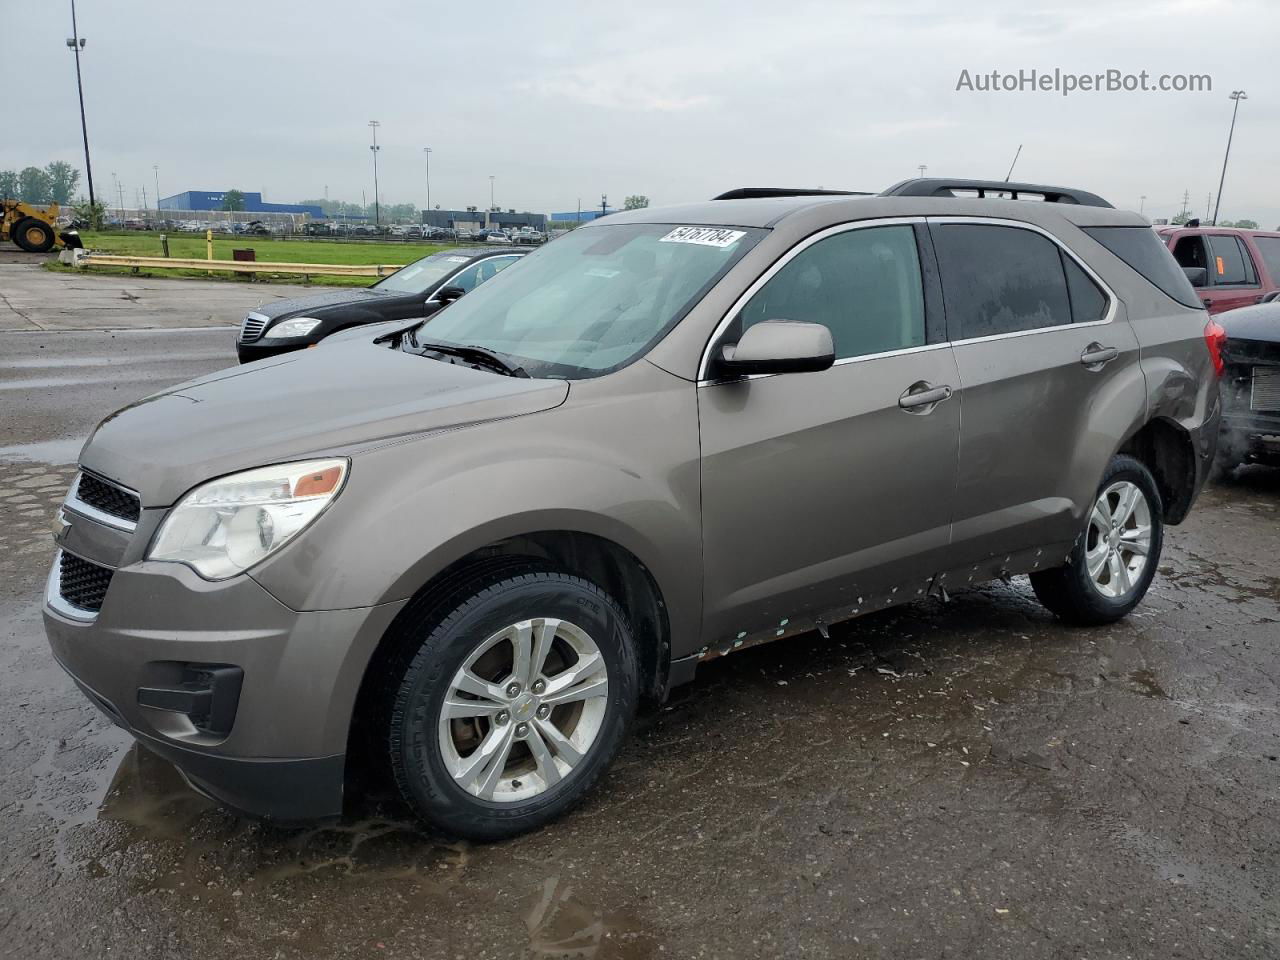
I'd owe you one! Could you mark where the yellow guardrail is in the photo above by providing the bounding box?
[76,253,405,277]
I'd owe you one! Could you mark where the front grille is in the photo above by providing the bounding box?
[76,471,140,524]
[59,552,114,612]
[1252,366,1280,412]
[239,313,268,343]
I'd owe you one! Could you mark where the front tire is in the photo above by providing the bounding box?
[384,569,638,841]
[14,218,56,253]
[1030,455,1164,625]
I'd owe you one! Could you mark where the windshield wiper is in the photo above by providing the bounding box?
[413,340,529,378]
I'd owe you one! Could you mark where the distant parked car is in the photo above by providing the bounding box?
[1158,224,1280,314]
[1213,301,1280,471]
[484,231,512,244]
[236,247,526,362]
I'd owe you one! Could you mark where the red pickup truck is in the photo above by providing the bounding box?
[1157,225,1280,314]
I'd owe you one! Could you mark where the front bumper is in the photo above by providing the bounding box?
[43,553,405,821]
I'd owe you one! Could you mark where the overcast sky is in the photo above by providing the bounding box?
[5,0,1276,225]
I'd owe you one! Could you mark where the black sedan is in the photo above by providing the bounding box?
[1216,302,1280,471]
[236,247,526,363]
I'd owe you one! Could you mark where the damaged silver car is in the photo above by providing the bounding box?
[44,178,1221,839]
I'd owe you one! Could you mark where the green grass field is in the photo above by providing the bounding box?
[48,231,458,287]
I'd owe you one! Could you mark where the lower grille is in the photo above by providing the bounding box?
[239,312,269,343]
[1252,366,1280,412]
[58,551,114,612]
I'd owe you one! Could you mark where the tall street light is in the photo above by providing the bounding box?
[368,120,381,227]
[489,175,495,211]
[66,0,95,209]
[423,147,432,214]
[153,164,160,217]
[1212,90,1247,226]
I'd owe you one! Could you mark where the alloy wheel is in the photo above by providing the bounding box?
[1084,480,1153,599]
[437,617,609,803]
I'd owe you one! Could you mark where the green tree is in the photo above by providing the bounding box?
[0,170,18,199]
[1222,218,1259,229]
[18,166,53,204]
[221,189,246,211]
[73,199,107,229]
[624,195,649,210]
[45,161,80,205]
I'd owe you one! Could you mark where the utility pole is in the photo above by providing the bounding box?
[66,0,95,210]
[1178,189,1190,221]
[423,147,432,214]
[1139,195,1146,214]
[1212,90,1247,227]
[368,120,381,227]
[917,164,927,179]
[600,194,608,217]
[489,175,495,210]
[153,164,160,217]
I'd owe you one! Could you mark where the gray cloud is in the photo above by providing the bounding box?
[4,0,1275,226]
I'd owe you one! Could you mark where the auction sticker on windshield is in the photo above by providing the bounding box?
[659,227,746,247]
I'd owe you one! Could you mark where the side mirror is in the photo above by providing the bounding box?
[1183,266,1208,288]
[716,319,835,377]
[435,285,466,304]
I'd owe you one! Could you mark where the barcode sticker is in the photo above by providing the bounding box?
[659,227,746,248]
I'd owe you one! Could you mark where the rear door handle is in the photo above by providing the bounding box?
[898,381,953,412]
[1080,344,1119,368]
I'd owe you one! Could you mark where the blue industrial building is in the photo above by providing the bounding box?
[159,191,323,218]
[549,208,618,222]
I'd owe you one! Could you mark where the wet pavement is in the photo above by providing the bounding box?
[2,326,1279,959]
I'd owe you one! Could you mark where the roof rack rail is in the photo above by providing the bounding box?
[880,178,1113,208]
[712,187,869,201]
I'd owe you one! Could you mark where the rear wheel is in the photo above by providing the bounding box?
[1030,455,1163,625]
[383,569,638,840]
[13,218,56,253]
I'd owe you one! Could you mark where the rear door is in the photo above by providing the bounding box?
[699,221,961,642]
[929,218,1145,569]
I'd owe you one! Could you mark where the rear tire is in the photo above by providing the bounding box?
[382,568,638,841]
[13,217,55,253]
[1030,455,1164,625]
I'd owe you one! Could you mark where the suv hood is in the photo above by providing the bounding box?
[255,287,402,320]
[80,339,568,507]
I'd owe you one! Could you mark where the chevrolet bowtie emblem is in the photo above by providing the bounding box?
[51,509,70,541]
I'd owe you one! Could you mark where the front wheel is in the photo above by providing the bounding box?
[384,569,638,841]
[1030,455,1164,625]
[13,218,56,253]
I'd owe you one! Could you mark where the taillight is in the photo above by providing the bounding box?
[1204,319,1227,378]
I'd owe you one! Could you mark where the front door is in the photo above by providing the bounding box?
[699,222,961,645]
[1171,233,1265,314]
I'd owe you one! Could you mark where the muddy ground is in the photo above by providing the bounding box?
[1,304,1277,958]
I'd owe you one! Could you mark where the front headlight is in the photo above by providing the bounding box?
[148,459,348,580]
[263,317,322,339]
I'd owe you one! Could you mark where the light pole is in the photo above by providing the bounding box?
[1212,90,1247,226]
[917,164,927,179]
[368,120,381,227]
[1139,195,1146,214]
[424,146,435,213]
[153,164,160,218]
[489,175,495,211]
[66,0,95,210]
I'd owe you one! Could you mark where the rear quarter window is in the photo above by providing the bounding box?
[1083,227,1201,308]
[1252,236,1280,282]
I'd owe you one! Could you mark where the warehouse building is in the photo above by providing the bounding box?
[159,191,323,218]
[422,209,548,232]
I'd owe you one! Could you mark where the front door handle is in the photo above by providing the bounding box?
[898,381,953,413]
[1080,343,1119,369]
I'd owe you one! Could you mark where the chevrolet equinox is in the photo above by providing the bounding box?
[44,178,1222,840]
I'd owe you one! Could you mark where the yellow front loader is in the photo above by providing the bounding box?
[1,199,83,252]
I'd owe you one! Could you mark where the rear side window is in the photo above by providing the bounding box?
[932,224,1072,338]
[1083,226,1201,308]
[1062,255,1108,323]
[1206,235,1255,285]
[738,224,926,360]
[1253,236,1280,282]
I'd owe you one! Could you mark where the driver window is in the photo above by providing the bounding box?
[738,225,925,360]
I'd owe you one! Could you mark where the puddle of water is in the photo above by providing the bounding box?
[1126,668,1170,700]
[523,876,658,960]
[0,437,84,464]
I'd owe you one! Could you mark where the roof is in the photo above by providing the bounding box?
[594,194,1147,232]
[1155,225,1280,237]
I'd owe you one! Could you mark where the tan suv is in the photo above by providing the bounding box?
[44,179,1221,839]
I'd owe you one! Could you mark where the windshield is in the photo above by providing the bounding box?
[374,252,471,294]
[416,223,763,378]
